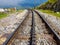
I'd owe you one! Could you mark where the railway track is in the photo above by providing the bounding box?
[3,10,60,45]
[34,12,56,45]
[3,10,32,45]
[34,10,60,45]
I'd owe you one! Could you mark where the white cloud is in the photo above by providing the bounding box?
[0,0,47,8]
[0,0,24,6]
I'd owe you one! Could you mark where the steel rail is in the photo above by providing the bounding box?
[3,10,30,45]
[34,10,60,45]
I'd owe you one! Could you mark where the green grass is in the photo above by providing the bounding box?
[39,9,60,18]
[0,12,8,19]
[48,0,57,4]
[0,10,23,19]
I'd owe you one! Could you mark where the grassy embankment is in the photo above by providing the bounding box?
[39,9,60,18]
[36,0,60,17]
[0,10,23,19]
[0,12,8,19]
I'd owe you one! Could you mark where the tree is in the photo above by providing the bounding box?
[36,0,60,12]
[55,0,60,11]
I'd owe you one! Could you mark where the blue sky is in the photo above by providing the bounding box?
[0,0,47,8]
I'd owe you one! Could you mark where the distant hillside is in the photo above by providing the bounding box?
[36,0,60,12]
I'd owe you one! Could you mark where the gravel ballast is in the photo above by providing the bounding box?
[0,10,28,45]
[36,10,60,36]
